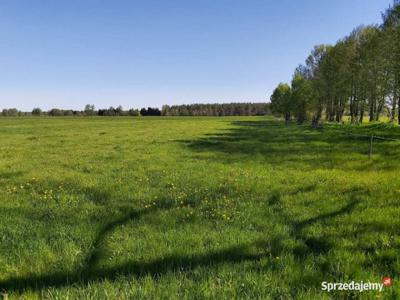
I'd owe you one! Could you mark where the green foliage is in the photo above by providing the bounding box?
[63,109,74,116]
[84,104,96,116]
[1,108,20,116]
[48,108,64,116]
[32,108,42,116]
[272,1,400,124]
[0,116,399,298]
[270,83,292,121]
[162,103,269,116]
[291,72,314,124]
[128,108,140,116]
[140,107,161,116]
[2,106,142,117]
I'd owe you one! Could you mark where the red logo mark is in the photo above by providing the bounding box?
[383,277,392,287]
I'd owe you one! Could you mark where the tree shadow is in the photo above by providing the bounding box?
[180,119,400,170]
[0,171,24,181]
[81,206,159,271]
[0,186,362,295]
[2,119,394,295]
[262,186,361,259]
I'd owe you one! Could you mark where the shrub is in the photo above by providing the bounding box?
[48,108,64,116]
[32,108,42,116]
[128,109,140,116]
[1,108,19,116]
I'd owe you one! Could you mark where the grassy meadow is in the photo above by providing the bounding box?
[0,116,399,299]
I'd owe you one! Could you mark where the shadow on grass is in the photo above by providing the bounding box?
[263,185,361,259]
[0,187,361,294]
[180,119,400,170]
[0,171,24,181]
[4,118,392,293]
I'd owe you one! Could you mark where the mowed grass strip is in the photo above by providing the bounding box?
[0,116,399,299]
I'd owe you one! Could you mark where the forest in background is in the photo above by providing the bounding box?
[0,103,269,117]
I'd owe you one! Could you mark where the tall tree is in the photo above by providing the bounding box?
[270,83,292,122]
[382,1,400,123]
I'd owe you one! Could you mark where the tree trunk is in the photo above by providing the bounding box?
[394,71,399,123]
[335,97,343,123]
[398,93,400,125]
[329,99,335,122]
[352,97,359,124]
[391,89,397,122]
[285,112,291,122]
[359,109,364,124]
[369,97,374,123]
[359,97,365,124]
[397,74,400,125]
[312,106,322,128]
[376,95,385,122]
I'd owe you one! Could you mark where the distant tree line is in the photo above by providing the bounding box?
[1,103,269,117]
[1,108,25,116]
[271,0,400,125]
[0,105,157,117]
[161,103,269,116]
[140,107,162,116]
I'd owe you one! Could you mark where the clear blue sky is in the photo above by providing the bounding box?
[0,0,392,111]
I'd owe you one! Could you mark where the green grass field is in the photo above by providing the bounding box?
[0,116,399,299]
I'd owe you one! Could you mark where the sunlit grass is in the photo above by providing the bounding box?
[0,116,399,299]
[341,115,394,124]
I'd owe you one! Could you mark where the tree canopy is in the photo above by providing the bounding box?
[271,1,400,125]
